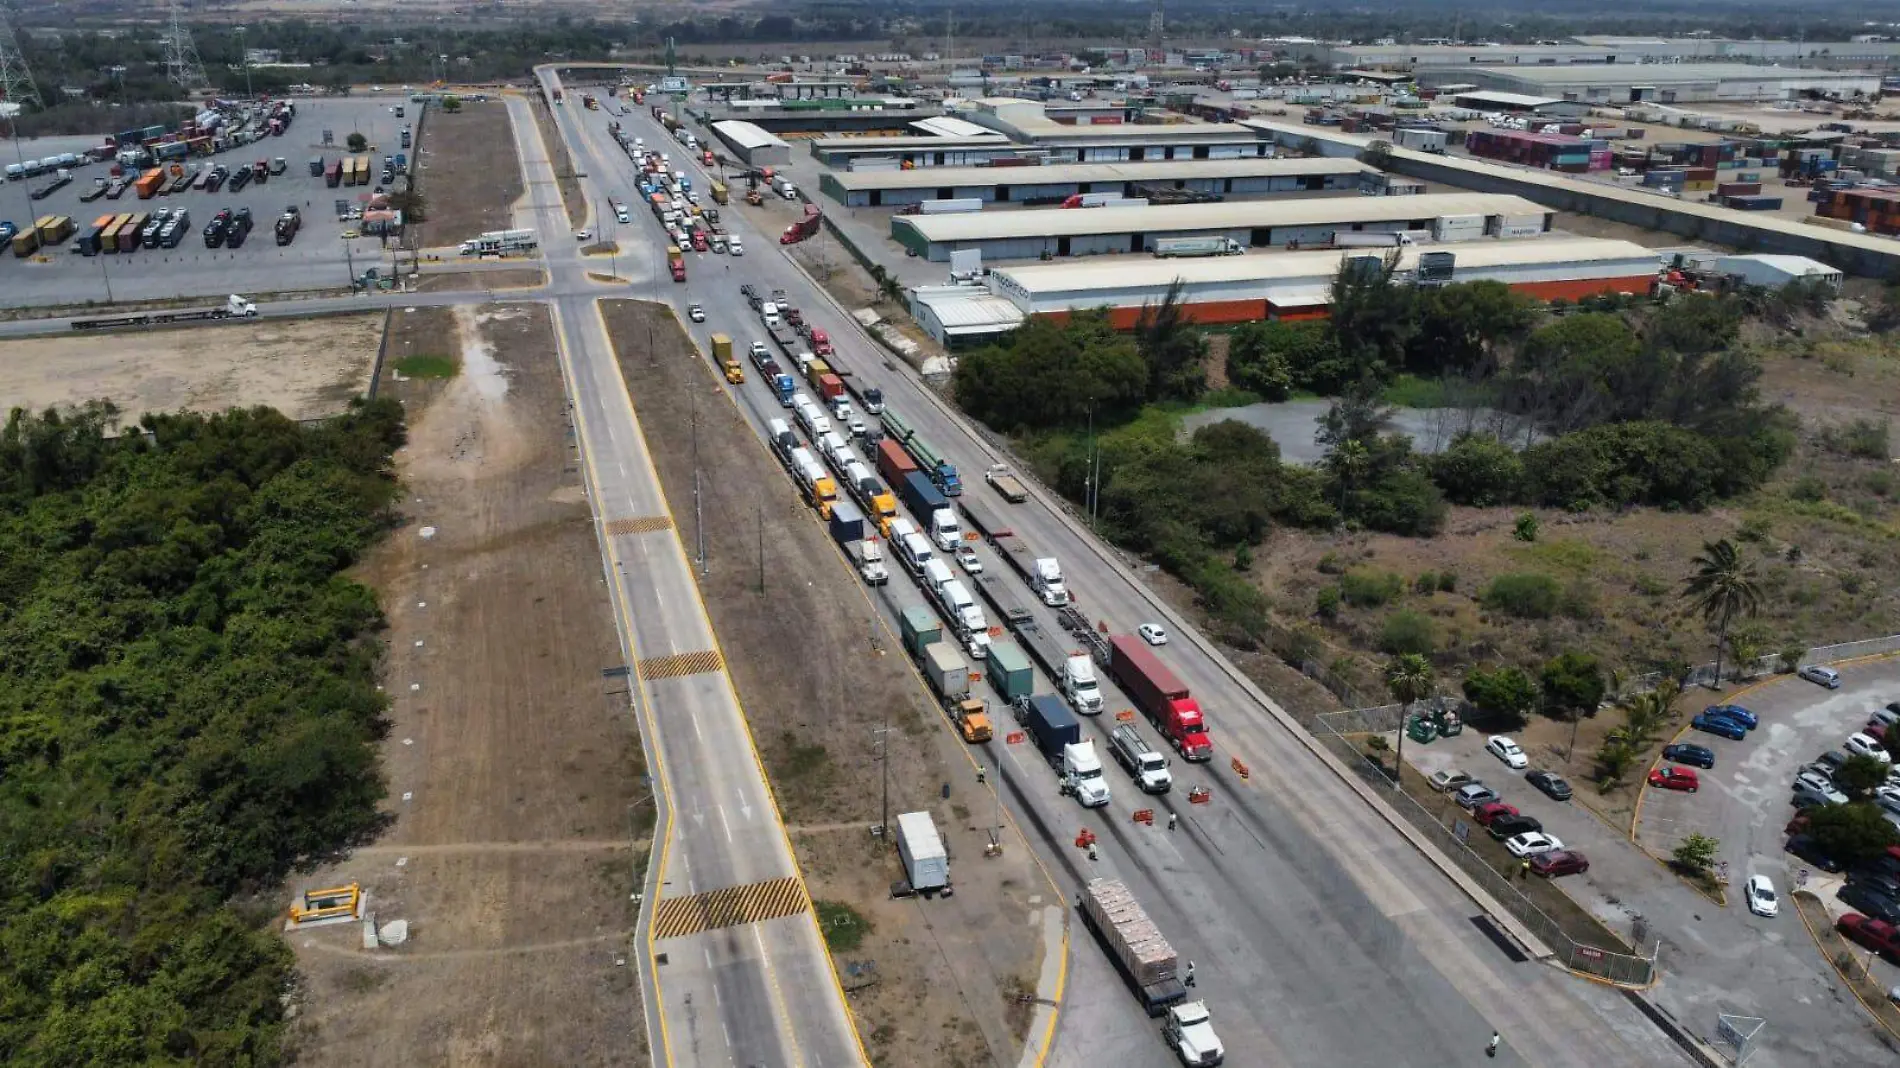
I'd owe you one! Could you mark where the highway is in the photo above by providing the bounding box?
[565,82,1693,1068]
[513,85,863,1068]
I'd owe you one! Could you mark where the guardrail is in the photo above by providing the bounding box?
[1621,628,1900,695]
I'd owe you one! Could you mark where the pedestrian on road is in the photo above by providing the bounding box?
[1167,813,1178,832]
[1519,859,1530,880]
[1487,1032,1500,1058]
[1184,961,1196,987]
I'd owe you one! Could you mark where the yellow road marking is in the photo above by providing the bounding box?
[638,649,725,679]
[652,876,809,940]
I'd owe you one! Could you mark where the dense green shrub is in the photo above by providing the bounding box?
[1340,569,1404,607]
[1380,610,1438,655]
[1430,432,1524,506]
[1482,572,1562,619]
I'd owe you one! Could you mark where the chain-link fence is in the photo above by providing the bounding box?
[1621,628,1900,697]
[1314,708,1658,987]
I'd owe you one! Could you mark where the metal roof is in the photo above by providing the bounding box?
[992,237,1661,296]
[914,289,1027,334]
[710,120,789,151]
[897,193,1549,243]
[1452,90,1563,109]
[911,115,995,139]
[811,133,1010,152]
[1464,63,1878,86]
[829,156,1372,192]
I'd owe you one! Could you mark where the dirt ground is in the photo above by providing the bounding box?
[412,267,547,293]
[530,95,588,232]
[601,299,1050,1068]
[285,302,648,1067]
[414,98,525,248]
[0,312,379,422]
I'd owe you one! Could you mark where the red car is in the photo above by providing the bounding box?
[1472,801,1520,827]
[1648,766,1700,792]
[1838,914,1900,958]
[1530,850,1590,877]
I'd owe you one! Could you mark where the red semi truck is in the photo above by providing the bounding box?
[1107,636,1213,761]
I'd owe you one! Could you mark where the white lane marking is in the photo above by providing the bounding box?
[716,804,733,844]
[734,788,754,822]
[691,712,703,743]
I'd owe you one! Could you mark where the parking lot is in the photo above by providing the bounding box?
[1,97,426,307]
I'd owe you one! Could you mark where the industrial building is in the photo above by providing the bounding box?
[890,193,1551,262]
[709,119,792,167]
[809,133,1020,170]
[908,238,1663,341]
[1327,38,1900,69]
[959,98,1276,162]
[1418,64,1880,105]
[819,157,1375,208]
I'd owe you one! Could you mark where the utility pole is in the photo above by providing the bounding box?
[691,387,706,575]
[874,709,892,839]
[756,502,765,594]
[0,6,44,238]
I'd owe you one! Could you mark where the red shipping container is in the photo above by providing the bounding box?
[817,373,845,400]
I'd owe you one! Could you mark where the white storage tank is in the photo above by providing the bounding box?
[896,811,950,893]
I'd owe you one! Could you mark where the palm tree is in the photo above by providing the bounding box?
[1384,653,1435,787]
[1682,539,1762,687]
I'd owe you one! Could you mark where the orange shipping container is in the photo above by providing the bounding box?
[134,169,163,199]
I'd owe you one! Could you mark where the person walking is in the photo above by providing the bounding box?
[1487,1032,1500,1058]
[1167,812,1178,832]
[1184,961,1196,988]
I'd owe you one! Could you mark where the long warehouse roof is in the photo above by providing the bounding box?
[992,237,1660,295]
[811,133,1010,152]
[897,193,1549,242]
[710,119,789,150]
[830,156,1373,192]
[1458,63,1877,85]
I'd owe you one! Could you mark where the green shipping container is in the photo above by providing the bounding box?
[899,605,940,659]
[985,641,1033,701]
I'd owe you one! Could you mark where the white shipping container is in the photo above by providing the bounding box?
[896,811,949,891]
[1497,224,1544,238]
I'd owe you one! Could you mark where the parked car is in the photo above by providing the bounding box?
[1530,850,1590,877]
[1454,783,1501,811]
[1662,743,1716,769]
[1505,832,1565,857]
[1787,834,1845,873]
[1798,664,1842,689]
[1796,768,1843,796]
[1472,801,1520,827]
[1838,913,1900,958]
[1648,767,1701,793]
[1871,706,1900,730]
[1703,704,1757,730]
[1525,769,1572,801]
[1793,780,1849,808]
[1430,769,1474,793]
[1486,735,1529,770]
[1847,732,1894,764]
[1815,750,1851,776]
[1744,875,1779,918]
[1692,712,1748,741]
[1840,883,1900,925]
[1488,814,1544,841]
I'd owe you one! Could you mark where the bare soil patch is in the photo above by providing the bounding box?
[0,312,380,421]
[285,302,647,1067]
[530,95,588,231]
[412,267,546,293]
[602,299,1048,1068]
[414,99,525,247]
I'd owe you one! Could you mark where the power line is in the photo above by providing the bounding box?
[0,5,45,115]
[163,0,208,91]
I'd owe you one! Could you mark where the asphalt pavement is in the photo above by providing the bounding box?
[578,87,1696,1068]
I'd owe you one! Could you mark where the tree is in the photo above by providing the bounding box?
[1462,665,1538,728]
[386,188,428,223]
[1226,320,1337,400]
[1406,281,1533,376]
[1135,280,1208,402]
[1832,755,1892,801]
[1671,832,1721,875]
[1682,539,1762,688]
[1509,312,1644,432]
[346,130,368,152]
[1384,653,1435,784]
[1540,651,1606,760]
[1803,802,1900,867]
[1327,252,1416,388]
[442,94,463,112]
[1430,432,1523,506]
[1606,682,1677,755]
[953,312,1147,432]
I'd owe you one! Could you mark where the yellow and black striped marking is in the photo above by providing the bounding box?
[652,876,807,940]
[638,649,724,679]
[604,515,674,537]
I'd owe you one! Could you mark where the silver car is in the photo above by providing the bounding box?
[1798,664,1842,689]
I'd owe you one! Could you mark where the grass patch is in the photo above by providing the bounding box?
[1506,537,1604,574]
[1481,572,1561,619]
[1381,374,1457,409]
[394,353,459,379]
[777,730,831,779]
[813,899,872,953]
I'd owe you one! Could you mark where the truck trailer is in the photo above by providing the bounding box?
[1078,877,1189,1017]
[894,811,949,894]
[1107,636,1214,761]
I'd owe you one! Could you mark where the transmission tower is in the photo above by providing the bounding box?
[0,6,44,115]
[163,0,207,92]
[1147,0,1164,60]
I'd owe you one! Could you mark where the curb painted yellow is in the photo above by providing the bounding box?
[1791,889,1900,1044]
[607,296,1074,1066]
[591,298,867,1066]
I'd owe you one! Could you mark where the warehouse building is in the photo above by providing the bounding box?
[809,133,1020,170]
[982,238,1663,329]
[1418,64,1880,104]
[820,157,1375,208]
[1330,38,1900,69]
[959,98,1275,162]
[710,119,792,167]
[891,193,1552,262]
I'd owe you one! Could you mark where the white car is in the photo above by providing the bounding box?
[1794,769,1838,795]
[1138,623,1169,646]
[1846,733,1893,763]
[1486,735,1529,770]
[955,545,983,574]
[1798,664,1842,689]
[1744,875,1779,918]
[574,229,592,241]
[1505,832,1564,858]
[687,303,705,323]
[729,237,744,256]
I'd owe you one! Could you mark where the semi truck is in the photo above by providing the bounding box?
[460,229,538,255]
[1009,615,1104,716]
[668,244,686,282]
[1078,877,1189,1017]
[985,463,1028,503]
[895,811,949,895]
[989,531,1067,607]
[846,536,889,586]
[875,437,920,491]
[1152,236,1244,258]
[1107,636,1214,762]
[790,447,837,518]
[898,472,959,549]
[922,642,993,743]
[1110,724,1173,793]
[985,640,1033,704]
[1164,1002,1226,1066]
[1060,739,1112,807]
[899,603,940,659]
[841,462,898,535]
[71,294,258,331]
[880,407,961,495]
[781,203,822,245]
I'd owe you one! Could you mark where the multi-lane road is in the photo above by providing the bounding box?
[557,80,1694,1068]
